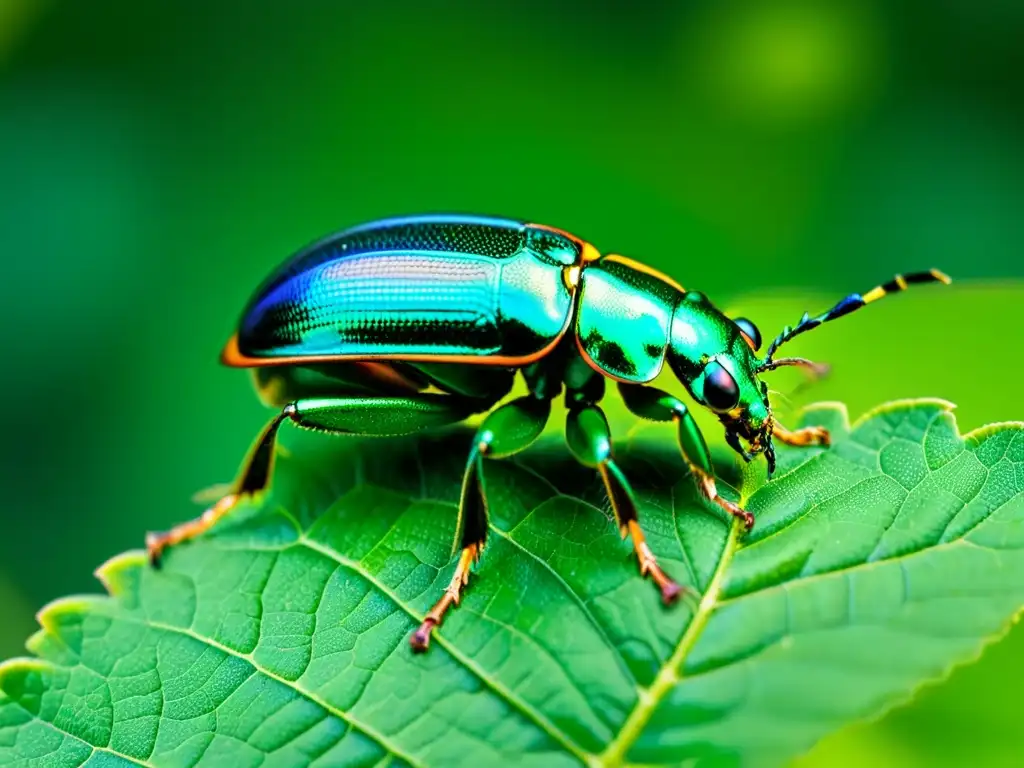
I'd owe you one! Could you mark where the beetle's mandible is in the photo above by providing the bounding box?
[146,214,951,651]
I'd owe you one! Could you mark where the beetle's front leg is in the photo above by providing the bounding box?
[619,383,754,532]
[773,422,831,448]
[564,403,683,604]
[411,395,552,652]
[147,394,479,566]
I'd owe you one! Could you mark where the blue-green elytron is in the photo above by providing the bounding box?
[147,214,951,651]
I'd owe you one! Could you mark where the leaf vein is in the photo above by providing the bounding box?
[117,615,424,768]
[460,605,616,742]
[669,483,699,587]
[296,536,594,765]
[2,695,155,767]
[716,531,1020,611]
[487,522,640,692]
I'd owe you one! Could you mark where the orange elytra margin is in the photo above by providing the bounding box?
[601,254,686,293]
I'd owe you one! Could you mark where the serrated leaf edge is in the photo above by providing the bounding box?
[5,544,598,768]
[3,398,1023,768]
[603,398,1024,766]
[792,607,1024,765]
[1,553,432,768]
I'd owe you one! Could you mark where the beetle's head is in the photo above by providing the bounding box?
[666,271,950,475]
[667,291,780,473]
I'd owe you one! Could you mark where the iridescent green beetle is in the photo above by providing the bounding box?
[147,214,950,651]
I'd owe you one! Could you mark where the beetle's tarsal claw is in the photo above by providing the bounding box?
[717,497,755,532]
[660,580,684,606]
[627,520,685,605]
[696,468,756,533]
[410,619,437,652]
[739,509,755,532]
[145,533,165,569]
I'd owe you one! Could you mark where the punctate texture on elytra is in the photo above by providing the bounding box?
[1,399,1022,767]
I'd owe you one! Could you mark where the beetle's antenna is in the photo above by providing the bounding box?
[763,269,951,361]
[758,357,830,377]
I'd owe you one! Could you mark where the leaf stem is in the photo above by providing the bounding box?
[598,520,742,768]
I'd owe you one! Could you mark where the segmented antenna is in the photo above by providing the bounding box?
[762,269,951,362]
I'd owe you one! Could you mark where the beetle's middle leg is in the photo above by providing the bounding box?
[146,393,482,566]
[619,383,755,532]
[563,399,683,604]
[411,395,552,652]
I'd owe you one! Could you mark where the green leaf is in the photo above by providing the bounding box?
[2,397,1023,767]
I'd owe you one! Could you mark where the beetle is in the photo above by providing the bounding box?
[146,214,950,651]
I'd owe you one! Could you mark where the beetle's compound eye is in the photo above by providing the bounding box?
[734,317,762,351]
[702,360,740,412]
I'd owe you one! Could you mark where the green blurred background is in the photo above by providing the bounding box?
[1,0,1022,765]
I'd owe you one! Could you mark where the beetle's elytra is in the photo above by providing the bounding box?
[147,214,950,651]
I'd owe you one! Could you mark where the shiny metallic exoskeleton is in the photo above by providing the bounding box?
[148,214,951,651]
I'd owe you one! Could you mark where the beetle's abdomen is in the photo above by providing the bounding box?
[232,215,584,364]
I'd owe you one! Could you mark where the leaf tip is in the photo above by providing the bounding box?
[798,400,849,420]
[962,419,1024,442]
[851,397,957,429]
[31,597,108,657]
[794,400,852,436]
[0,656,52,696]
[94,550,148,598]
[34,596,103,634]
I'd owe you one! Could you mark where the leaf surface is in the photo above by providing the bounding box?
[2,399,1023,767]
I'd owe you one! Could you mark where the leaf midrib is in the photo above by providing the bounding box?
[308,451,748,767]
[596,520,743,768]
[308,501,745,768]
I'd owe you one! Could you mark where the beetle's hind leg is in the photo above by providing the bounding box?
[411,395,552,652]
[146,394,481,567]
[564,401,684,605]
[147,407,290,566]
